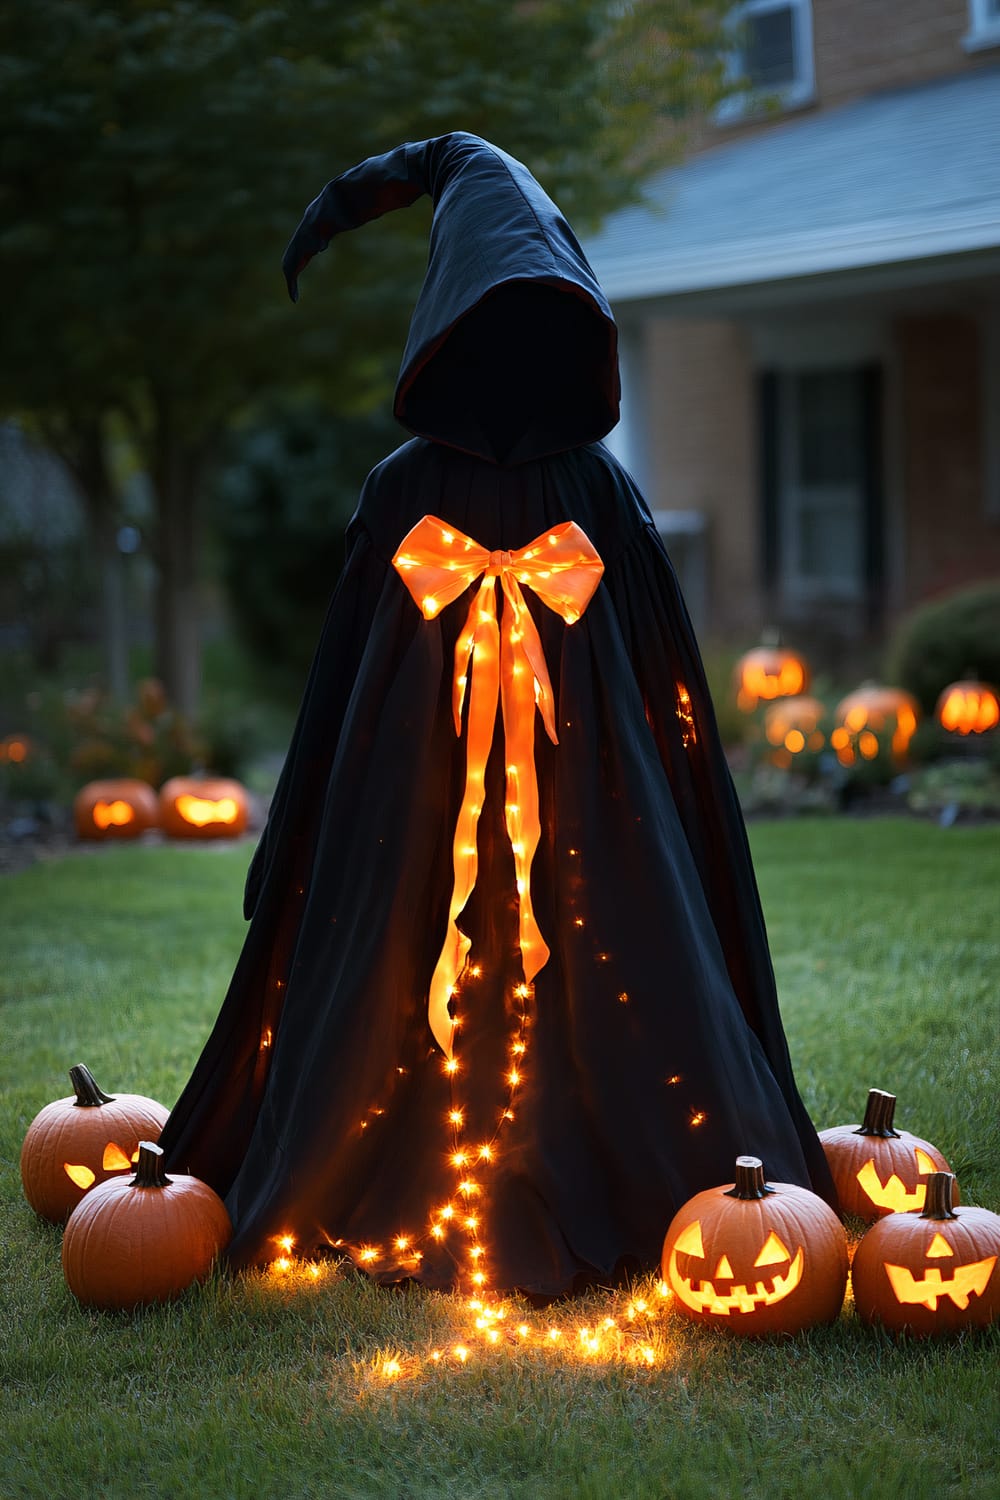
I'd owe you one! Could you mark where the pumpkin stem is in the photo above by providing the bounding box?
[920,1172,959,1221]
[131,1141,172,1190]
[69,1064,115,1108]
[724,1156,776,1201]
[853,1088,899,1139]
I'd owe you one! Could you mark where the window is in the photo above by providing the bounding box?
[716,0,815,122]
[781,371,866,599]
[964,0,1000,52]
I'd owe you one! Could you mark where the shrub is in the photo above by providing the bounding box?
[885,581,1000,716]
[212,403,400,694]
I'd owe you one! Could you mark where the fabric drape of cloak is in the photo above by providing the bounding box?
[159,133,836,1295]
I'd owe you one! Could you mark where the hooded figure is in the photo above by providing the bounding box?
[159,133,836,1294]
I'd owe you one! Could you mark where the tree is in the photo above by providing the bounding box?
[0,0,728,716]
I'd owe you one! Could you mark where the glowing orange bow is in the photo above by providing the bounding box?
[393,515,604,1057]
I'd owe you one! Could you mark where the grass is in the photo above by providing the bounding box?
[2,821,998,1500]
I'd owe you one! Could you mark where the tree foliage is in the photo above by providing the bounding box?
[0,0,729,711]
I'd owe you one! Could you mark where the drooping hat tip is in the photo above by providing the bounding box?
[282,133,619,462]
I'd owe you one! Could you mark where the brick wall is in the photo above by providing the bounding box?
[705,0,995,149]
[896,312,1000,605]
[814,0,981,109]
[646,319,762,637]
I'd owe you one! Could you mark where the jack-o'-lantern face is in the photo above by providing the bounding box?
[855,1147,940,1213]
[19,1066,170,1224]
[660,1159,849,1337]
[851,1174,1000,1334]
[158,776,249,839]
[883,1231,997,1313]
[73,779,160,841]
[936,681,1000,737]
[735,647,810,712]
[667,1219,805,1316]
[818,1091,956,1222]
[63,1141,141,1191]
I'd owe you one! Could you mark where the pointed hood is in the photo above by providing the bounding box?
[283,133,620,465]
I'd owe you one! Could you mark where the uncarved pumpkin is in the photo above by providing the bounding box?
[851,1173,1000,1336]
[62,1141,232,1310]
[158,776,249,839]
[20,1065,169,1223]
[73,779,160,840]
[819,1089,956,1221]
[660,1155,848,1336]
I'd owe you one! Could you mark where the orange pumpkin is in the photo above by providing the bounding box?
[819,1089,956,1222]
[158,776,249,839]
[735,646,810,713]
[831,684,920,767]
[0,733,32,765]
[62,1141,232,1310]
[660,1155,848,1336]
[936,679,1000,737]
[73,779,160,840]
[20,1065,169,1223]
[852,1173,1000,1336]
[763,695,827,765]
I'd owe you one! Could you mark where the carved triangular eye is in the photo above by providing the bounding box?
[754,1230,791,1267]
[914,1147,937,1174]
[714,1255,734,1278]
[926,1232,954,1259]
[102,1143,132,1171]
[64,1163,96,1189]
[674,1220,705,1257]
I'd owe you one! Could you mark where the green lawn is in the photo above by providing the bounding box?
[2,822,998,1500]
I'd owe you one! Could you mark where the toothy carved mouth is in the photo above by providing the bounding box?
[856,1156,937,1212]
[883,1255,996,1312]
[667,1245,805,1315]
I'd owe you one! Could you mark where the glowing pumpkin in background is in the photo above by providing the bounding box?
[20,1065,169,1223]
[62,1141,232,1310]
[73,779,160,841]
[0,733,32,765]
[819,1089,956,1222]
[763,695,827,768]
[851,1173,1000,1336]
[735,645,811,713]
[935,679,1000,737]
[159,776,249,839]
[830,684,920,768]
[660,1155,848,1336]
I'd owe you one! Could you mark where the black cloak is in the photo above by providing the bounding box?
[159,134,836,1295]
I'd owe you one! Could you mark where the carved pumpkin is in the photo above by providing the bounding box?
[852,1173,1000,1336]
[62,1141,232,1310]
[831,685,920,768]
[660,1155,848,1336]
[20,1065,169,1223]
[936,679,1000,737]
[818,1089,956,1222]
[159,776,249,839]
[73,779,160,840]
[735,646,810,713]
[763,695,827,763]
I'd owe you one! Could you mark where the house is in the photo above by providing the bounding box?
[586,0,1000,653]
